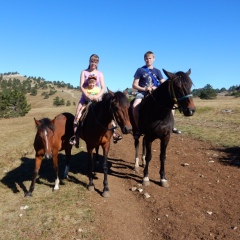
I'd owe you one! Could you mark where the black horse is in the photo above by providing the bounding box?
[77,90,132,197]
[130,69,195,187]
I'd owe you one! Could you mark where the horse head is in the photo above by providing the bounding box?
[163,69,195,116]
[108,89,132,134]
[34,117,55,159]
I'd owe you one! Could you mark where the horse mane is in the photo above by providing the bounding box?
[102,91,128,106]
[173,71,193,92]
[36,118,55,132]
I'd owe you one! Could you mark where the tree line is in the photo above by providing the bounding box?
[0,74,77,118]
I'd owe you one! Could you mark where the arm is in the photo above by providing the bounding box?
[94,71,105,99]
[133,78,154,92]
[80,71,89,98]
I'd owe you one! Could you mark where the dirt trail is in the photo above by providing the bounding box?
[85,134,240,240]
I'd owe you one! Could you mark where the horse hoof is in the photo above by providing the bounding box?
[160,180,169,188]
[88,185,95,192]
[102,191,110,198]
[142,180,150,186]
[25,192,32,197]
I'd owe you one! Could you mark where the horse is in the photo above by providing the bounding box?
[129,69,195,187]
[25,112,74,197]
[77,89,132,198]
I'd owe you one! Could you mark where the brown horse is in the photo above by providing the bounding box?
[78,89,132,197]
[130,69,195,187]
[25,112,74,197]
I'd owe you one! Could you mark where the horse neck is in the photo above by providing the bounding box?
[152,80,174,110]
[93,99,113,126]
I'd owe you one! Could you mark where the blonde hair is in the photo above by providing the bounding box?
[144,51,154,59]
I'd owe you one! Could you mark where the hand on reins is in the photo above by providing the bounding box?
[145,86,153,93]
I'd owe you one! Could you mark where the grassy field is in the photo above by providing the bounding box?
[175,96,240,147]
[0,88,239,239]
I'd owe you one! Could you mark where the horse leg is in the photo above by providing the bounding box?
[25,155,43,197]
[159,138,170,188]
[63,145,72,179]
[87,148,95,192]
[142,140,152,186]
[134,138,140,172]
[52,151,60,190]
[95,146,100,169]
[142,136,146,168]
[102,143,110,198]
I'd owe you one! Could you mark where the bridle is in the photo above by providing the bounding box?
[168,77,192,109]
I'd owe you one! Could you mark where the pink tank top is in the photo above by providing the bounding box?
[83,70,101,88]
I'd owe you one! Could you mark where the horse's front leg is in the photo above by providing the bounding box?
[142,140,152,186]
[159,137,170,187]
[134,138,140,172]
[25,154,43,197]
[102,142,110,198]
[87,148,95,192]
[52,151,60,191]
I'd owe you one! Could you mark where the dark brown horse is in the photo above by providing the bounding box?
[25,112,74,197]
[130,69,195,187]
[78,90,132,197]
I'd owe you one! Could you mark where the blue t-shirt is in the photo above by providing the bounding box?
[134,66,163,88]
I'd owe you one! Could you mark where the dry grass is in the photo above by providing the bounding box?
[0,88,100,240]
[0,89,239,239]
[175,96,240,147]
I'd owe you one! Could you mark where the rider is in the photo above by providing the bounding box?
[70,54,122,147]
[132,51,164,139]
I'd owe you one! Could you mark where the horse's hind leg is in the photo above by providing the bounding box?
[63,145,72,179]
[25,155,43,197]
[142,136,146,168]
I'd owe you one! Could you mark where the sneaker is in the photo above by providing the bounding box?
[113,133,122,144]
[172,128,181,134]
[69,135,79,148]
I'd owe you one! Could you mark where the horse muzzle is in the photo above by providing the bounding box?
[182,107,195,116]
[121,125,132,134]
[45,152,53,159]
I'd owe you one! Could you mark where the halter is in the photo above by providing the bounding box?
[169,78,192,108]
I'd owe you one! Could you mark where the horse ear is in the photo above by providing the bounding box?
[107,88,115,97]
[186,69,191,76]
[34,118,41,126]
[51,117,56,125]
[162,69,175,79]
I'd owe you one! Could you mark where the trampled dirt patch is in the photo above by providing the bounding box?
[85,133,240,240]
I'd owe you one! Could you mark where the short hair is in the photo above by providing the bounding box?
[144,51,154,59]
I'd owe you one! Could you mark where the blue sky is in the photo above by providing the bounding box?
[1,0,240,91]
